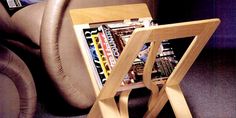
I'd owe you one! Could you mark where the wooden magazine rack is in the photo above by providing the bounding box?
[70,3,220,118]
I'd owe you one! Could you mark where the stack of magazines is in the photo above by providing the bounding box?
[75,18,178,90]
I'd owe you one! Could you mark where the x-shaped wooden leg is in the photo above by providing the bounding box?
[88,19,220,118]
[144,84,192,118]
[143,19,220,118]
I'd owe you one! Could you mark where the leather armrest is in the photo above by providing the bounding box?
[0,45,37,118]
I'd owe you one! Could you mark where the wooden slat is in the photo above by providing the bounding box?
[70,3,151,25]
[119,90,132,118]
[87,101,102,118]
[143,41,161,90]
[143,41,161,109]
[129,19,219,42]
[88,98,120,118]
[144,87,168,118]
[166,19,220,86]
[165,85,192,118]
[98,98,120,118]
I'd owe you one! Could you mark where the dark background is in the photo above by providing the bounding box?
[156,0,236,49]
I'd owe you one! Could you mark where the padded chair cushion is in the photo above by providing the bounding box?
[0,74,20,118]
[0,3,14,35]
[11,2,45,45]
[0,45,37,118]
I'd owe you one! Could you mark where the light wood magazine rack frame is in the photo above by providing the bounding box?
[70,3,220,118]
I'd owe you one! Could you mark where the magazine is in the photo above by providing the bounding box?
[74,18,178,90]
[1,0,43,15]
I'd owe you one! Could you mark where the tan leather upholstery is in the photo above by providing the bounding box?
[0,3,14,35]
[10,2,45,45]
[11,0,156,46]
[0,45,37,118]
[0,73,20,118]
[9,0,157,109]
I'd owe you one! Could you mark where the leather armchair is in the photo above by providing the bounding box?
[1,0,157,109]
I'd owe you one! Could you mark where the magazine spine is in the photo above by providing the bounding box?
[101,25,121,59]
[83,29,106,83]
[97,28,116,69]
[91,34,110,78]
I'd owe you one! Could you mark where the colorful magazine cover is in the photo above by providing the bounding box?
[81,19,178,88]
[1,0,43,15]
[83,28,107,84]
